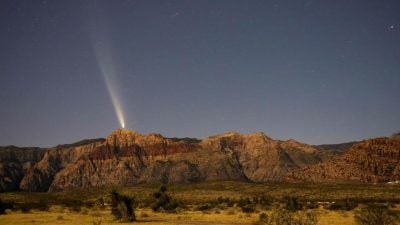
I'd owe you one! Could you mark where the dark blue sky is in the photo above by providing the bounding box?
[1,0,399,147]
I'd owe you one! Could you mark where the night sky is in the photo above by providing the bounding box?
[1,0,399,147]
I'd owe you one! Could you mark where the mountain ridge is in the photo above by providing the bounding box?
[1,129,398,192]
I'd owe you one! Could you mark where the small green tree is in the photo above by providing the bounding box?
[152,185,178,212]
[355,204,399,225]
[110,190,136,222]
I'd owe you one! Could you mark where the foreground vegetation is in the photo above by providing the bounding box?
[0,181,399,225]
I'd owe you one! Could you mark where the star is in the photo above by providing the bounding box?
[389,25,395,29]
[171,12,180,18]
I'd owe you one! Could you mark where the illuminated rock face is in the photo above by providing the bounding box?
[2,129,398,192]
[13,129,328,191]
[286,137,400,183]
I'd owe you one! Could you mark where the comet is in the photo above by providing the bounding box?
[86,3,126,129]
[93,39,126,129]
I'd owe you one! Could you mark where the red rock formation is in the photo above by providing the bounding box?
[45,129,327,191]
[286,137,400,183]
[4,129,397,192]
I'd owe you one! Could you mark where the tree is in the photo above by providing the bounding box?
[110,190,136,222]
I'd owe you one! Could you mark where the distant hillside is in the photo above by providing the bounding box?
[315,141,359,153]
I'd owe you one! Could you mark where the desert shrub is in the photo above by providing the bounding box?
[163,198,179,212]
[326,199,357,211]
[271,209,294,225]
[355,204,399,225]
[217,196,225,203]
[296,210,319,225]
[284,196,303,211]
[253,213,270,225]
[216,196,233,206]
[257,195,274,206]
[226,199,235,207]
[16,200,49,213]
[241,204,256,213]
[256,209,318,225]
[110,190,136,222]
[62,199,82,212]
[304,202,319,209]
[196,203,213,211]
[152,185,179,212]
[0,198,6,215]
[238,197,252,207]
[97,197,105,208]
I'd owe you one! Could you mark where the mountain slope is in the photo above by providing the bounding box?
[286,136,400,183]
[48,130,327,191]
[2,129,398,192]
[0,146,45,192]
[13,129,327,191]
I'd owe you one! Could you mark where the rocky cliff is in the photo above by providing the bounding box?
[48,130,327,191]
[2,129,398,192]
[0,146,45,192]
[2,129,329,192]
[286,136,400,183]
[19,139,104,192]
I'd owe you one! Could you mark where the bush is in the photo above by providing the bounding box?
[62,199,82,212]
[271,209,294,225]
[152,185,179,212]
[196,204,213,211]
[284,196,303,211]
[110,190,136,222]
[238,197,252,207]
[256,209,318,225]
[16,200,49,213]
[355,204,399,225]
[0,198,6,215]
[304,202,319,209]
[253,213,270,225]
[226,199,235,207]
[257,195,274,206]
[241,204,256,213]
[296,210,319,225]
[326,199,357,211]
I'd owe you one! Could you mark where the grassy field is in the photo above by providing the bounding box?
[0,181,399,225]
[0,207,358,225]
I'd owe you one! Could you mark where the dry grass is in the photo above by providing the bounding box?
[1,181,399,206]
[1,181,399,225]
[0,207,359,225]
